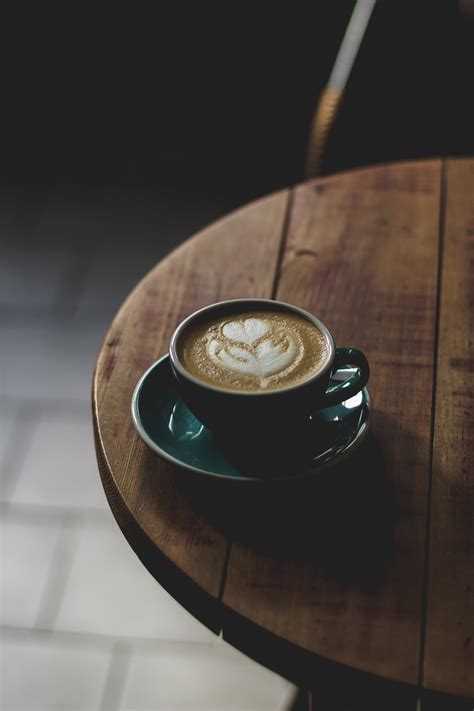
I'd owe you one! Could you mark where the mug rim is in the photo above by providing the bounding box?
[168,298,335,397]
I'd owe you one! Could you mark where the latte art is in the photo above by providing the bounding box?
[178,309,329,393]
[208,317,302,387]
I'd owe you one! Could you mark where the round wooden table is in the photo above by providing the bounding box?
[93,160,473,707]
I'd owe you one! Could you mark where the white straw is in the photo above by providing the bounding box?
[327,0,377,90]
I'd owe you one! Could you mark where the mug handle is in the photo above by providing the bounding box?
[320,347,370,408]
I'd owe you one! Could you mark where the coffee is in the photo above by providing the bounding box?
[177,309,328,392]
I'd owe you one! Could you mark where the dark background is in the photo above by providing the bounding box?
[2,1,473,196]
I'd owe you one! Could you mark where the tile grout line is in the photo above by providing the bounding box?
[0,308,120,328]
[0,306,116,324]
[0,395,97,414]
[0,499,111,524]
[1,624,219,652]
[33,513,82,631]
[0,404,42,504]
[100,640,132,711]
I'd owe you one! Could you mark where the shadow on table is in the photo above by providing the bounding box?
[177,418,403,586]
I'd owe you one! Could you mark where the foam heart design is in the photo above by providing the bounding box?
[208,333,298,384]
[222,318,269,345]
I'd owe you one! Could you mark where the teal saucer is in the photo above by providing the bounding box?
[131,355,371,483]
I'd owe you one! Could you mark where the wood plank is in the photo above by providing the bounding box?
[93,189,290,629]
[222,161,441,684]
[423,159,474,698]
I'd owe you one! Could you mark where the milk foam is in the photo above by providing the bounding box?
[178,309,328,392]
[207,317,302,387]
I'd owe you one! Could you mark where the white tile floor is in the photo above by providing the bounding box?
[54,520,216,642]
[10,415,107,510]
[0,412,19,461]
[1,633,112,711]
[1,516,62,627]
[1,324,106,401]
[120,646,295,711]
[0,183,296,711]
[0,248,74,309]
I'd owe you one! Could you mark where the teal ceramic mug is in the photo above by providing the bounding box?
[169,299,369,472]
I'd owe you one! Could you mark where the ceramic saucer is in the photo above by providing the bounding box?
[131,356,371,483]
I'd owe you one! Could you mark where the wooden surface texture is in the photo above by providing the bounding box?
[92,160,474,698]
[423,159,474,698]
[222,161,440,686]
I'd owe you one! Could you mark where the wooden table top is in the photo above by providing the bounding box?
[93,159,473,701]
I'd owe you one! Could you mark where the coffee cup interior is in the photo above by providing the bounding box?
[169,299,369,472]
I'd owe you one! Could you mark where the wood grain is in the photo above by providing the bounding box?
[93,189,290,629]
[93,160,474,697]
[222,161,442,685]
[423,160,474,698]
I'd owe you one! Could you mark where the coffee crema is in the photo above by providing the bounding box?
[177,310,328,392]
